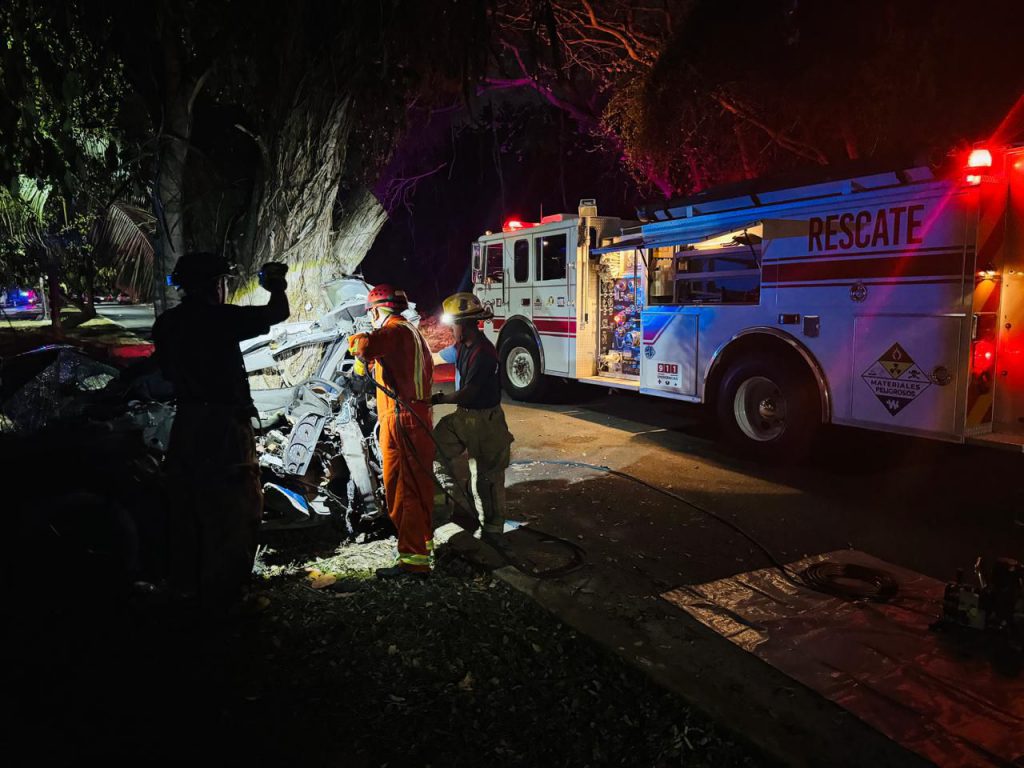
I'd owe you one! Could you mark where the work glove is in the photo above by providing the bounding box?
[430,391,446,406]
[348,332,369,355]
[352,358,368,377]
[259,262,289,293]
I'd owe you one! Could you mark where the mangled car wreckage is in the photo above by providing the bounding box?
[242,277,421,536]
[0,278,418,557]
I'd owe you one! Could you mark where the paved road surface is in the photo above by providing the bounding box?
[459,386,1024,766]
[96,303,156,335]
[496,385,1023,584]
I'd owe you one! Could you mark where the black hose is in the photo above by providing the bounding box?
[800,561,899,602]
[364,377,896,599]
[512,459,899,602]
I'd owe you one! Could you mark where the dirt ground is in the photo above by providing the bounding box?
[6,533,767,767]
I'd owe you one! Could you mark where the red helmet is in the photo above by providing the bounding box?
[366,284,408,311]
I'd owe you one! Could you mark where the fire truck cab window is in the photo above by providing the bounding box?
[649,245,761,305]
[513,239,530,283]
[536,233,567,281]
[485,243,504,282]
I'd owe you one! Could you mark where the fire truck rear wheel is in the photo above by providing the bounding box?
[499,333,546,401]
[715,355,819,459]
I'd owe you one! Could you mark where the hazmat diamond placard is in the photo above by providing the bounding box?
[861,343,931,416]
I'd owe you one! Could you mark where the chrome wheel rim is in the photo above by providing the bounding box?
[506,346,535,389]
[734,375,786,442]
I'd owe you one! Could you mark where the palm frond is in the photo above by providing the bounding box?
[18,177,50,218]
[91,201,156,300]
[0,179,48,244]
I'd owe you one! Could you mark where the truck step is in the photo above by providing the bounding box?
[577,375,641,392]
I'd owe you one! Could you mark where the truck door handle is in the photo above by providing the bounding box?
[521,298,530,306]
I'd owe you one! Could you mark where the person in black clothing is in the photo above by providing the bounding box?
[431,292,514,546]
[152,253,289,612]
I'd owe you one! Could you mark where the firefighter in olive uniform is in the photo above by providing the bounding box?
[153,253,290,612]
[431,292,514,548]
[348,285,435,578]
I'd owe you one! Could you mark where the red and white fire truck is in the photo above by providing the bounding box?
[471,145,1024,456]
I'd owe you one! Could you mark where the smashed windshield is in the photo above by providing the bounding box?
[322,278,370,311]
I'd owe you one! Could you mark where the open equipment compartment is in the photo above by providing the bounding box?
[597,248,645,379]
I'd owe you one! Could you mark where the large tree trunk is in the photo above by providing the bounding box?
[329,187,388,275]
[234,91,387,318]
[152,24,197,316]
[75,247,97,322]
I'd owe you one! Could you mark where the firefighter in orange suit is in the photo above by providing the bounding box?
[349,285,435,578]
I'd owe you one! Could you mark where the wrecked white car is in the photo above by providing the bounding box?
[241,276,420,397]
[236,276,422,535]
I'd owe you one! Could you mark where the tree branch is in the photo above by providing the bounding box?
[187,66,212,121]
[379,162,447,214]
[712,91,829,165]
[577,0,644,62]
[480,77,599,128]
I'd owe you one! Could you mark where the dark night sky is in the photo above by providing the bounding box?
[362,99,643,311]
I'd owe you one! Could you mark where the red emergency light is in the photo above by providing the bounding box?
[968,148,993,168]
[972,339,995,373]
[503,219,537,232]
[965,147,994,185]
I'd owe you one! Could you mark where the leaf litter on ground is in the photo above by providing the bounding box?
[232,537,768,766]
[17,530,770,766]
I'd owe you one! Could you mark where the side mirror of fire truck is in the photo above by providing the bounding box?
[471,243,482,284]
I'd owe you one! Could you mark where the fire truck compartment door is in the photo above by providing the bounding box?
[506,237,532,324]
[533,231,572,374]
[640,311,699,396]
[851,315,963,437]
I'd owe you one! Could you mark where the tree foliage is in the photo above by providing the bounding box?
[2,0,493,314]
[0,0,125,193]
[491,0,1024,197]
[0,0,158,321]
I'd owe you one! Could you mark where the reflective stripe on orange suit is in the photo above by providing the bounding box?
[352,315,434,571]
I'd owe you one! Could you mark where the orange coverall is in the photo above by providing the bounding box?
[352,315,435,572]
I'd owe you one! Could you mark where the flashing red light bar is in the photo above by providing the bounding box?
[965,147,994,186]
[503,219,538,232]
[967,148,993,169]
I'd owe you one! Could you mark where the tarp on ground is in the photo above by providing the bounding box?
[661,550,1024,768]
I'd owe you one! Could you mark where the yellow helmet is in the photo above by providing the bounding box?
[441,292,493,324]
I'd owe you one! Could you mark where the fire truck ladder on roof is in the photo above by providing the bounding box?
[591,221,764,256]
[638,167,936,223]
